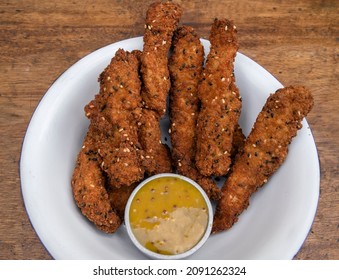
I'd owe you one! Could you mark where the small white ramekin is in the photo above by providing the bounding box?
[124,173,213,260]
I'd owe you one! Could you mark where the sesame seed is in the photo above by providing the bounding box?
[82,145,86,149]
[222,98,226,104]
[221,77,225,81]
[233,25,237,29]
[263,179,268,183]
[225,25,228,31]
[145,155,150,159]
[253,144,257,147]
[86,112,91,117]
[118,128,124,132]
[162,40,166,45]
[107,76,111,81]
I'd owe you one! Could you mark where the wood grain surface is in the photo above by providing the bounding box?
[0,0,338,260]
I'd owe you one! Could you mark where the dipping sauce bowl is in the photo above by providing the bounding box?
[125,173,213,259]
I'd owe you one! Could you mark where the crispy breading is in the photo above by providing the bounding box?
[195,19,242,176]
[140,1,182,115]
[138,108,172,175]
[107,183,137,221]
[71,124,121,233]
[212,86,314,233]
[168,25,221,200]
[231,124,245,159]
[85,49,144,188]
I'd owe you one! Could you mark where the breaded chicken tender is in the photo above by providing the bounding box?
[212,86,314,233]
[71,124,121,233]
[141,1,182,115]
[195,19,241,177]
[168,25,221,200]
[85,49,144,188]
[138,108,172,175]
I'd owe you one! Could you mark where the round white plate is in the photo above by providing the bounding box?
[20,37,320,260]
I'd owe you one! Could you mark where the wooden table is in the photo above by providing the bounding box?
[1,0,338,260]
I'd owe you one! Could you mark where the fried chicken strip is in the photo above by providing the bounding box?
[140,1,183,115]
[85,49,144,188]
[212,86,314,233]
[195,19,241,176]
[138,108,172,175]
[168,25,221,200]
[71,124,121,233]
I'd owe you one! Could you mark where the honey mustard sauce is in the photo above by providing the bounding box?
[129,176,208,255]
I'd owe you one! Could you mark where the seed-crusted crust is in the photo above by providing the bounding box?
[71,124,121,233]
[140,1,183,115]
[168,25,221,200]
[195,18,242,177]
[212,85,314,233]
[85,49,144,188]
[138,108,173,175]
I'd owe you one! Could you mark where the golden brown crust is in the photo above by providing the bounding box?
[71,124,121,233]
[212,86,314,233]
[85,49,144,188]
[107,183,137,221]
[195,19,241,177]
[140,1,183,115]
[138,108,173,175]
[168,25,221,200]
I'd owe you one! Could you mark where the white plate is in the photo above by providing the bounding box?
[20,37,320,260]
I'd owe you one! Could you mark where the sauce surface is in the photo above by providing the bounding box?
[129,176,208,255]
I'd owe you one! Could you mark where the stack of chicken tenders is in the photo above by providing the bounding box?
[71,1,314,234]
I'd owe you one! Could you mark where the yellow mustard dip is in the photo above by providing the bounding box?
[129,176,209,255]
